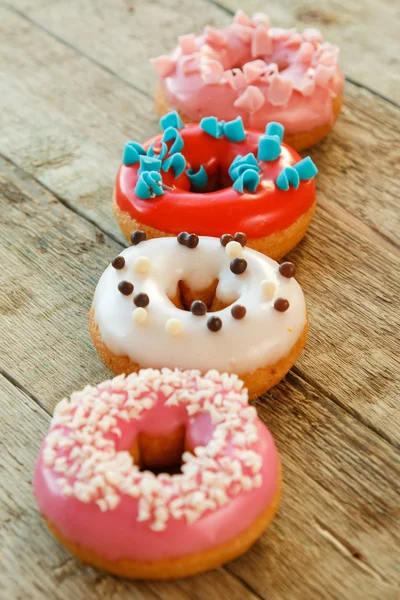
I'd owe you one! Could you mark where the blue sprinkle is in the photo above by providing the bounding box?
[285,166,300,189]
[135,171,164,199]
[233,169,260,194]
[162,153,186,178]
[200,116,224,138]
[122,141,146,165]
[229,153,260,181]
[138,155,162,174]
[147,141,168,160]
[276,169,289,191]
[162,127,184,154]
[265,122,284,143]
[223,117,246,142]
[294,156,318,180]
[186,165,208,189]
[159,110,184,131]
[258,134,281,161]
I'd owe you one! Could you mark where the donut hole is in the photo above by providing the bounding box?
[189,165,233,193]
[169,280,239,312]
[129,426,194,475]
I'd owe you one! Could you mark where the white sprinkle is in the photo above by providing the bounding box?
[260,280,276,299]
[132,307,147,324]
[225,240,243,259]
[134,256,150,274]
[165,318,183,336]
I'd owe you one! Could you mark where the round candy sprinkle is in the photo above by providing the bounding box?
[234,232,247,246]
[177,232,199,248]
[207,316,222,332]
[111,256,125,269]
[230,258,247,275]
[260,280,276,299]
[187,233,199,248]
[134,293,149,308]
[130,230,147,245]
[166,318,183,336]
[118,281,134,295]
[134,256,151,274]
[274,298,290,312]
[225,240,243,259]
[279,262,296,278]
[231,305,246,319]
[220,233,234,247]
[132,307,147,324]
[177,231,189,245]
[191,300,207,316]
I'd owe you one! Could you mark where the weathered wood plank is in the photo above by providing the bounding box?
[0,375,260,599]
[206,0,400,104]
[8,0,400,105]
[1,153,399,444]
[0,5,399,246]
[229,371,400,600]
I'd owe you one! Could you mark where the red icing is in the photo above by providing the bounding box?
[115,124,316,238]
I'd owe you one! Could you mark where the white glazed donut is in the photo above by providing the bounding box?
[90,232,308,398]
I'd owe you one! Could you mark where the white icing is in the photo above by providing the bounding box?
[92,236,307,374]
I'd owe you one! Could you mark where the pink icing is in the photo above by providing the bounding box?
[152,10,344,135]
[34,369,279,562]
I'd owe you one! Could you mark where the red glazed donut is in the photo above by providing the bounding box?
[114,113,318,259]
[34,369,281,579]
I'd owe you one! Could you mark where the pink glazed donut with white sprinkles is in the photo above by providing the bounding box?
[152,9,344,150]
[34,368,281,579]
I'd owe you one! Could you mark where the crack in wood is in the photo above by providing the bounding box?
[0,366,51,417]
[314,518,391,584]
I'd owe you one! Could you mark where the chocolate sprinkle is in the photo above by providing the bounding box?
[231,305,246,319]
[118,281,134,295]
[207,316,222,332]
[191,300,207,316]
[279,262,296,278]
[274,298,290,312]
[177,231,189,245]
[187,233,199,248]
[230,257,248,275]
[220,233,234,247]
[177,232,199,248]
[112,256,125,269]
[234,232,247,246]
[134,292,149,307]
[130,230,147,246]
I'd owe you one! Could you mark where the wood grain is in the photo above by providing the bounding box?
[0,4,399,246]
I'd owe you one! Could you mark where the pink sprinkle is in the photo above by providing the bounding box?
[267,74,294,106]
[296,42,315,63]
[234,85,265,114]
[204,26,227,48]
[178,34,197,55]
[234,9,254,28]
[224,68,246,90]
[315,64,335,88]
[303,28,324,44]
[251,26,272,58]
[151,55,175,78]
[243,59,266,84]
[201,59,224,84]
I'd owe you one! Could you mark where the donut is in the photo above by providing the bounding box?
[114,112,318,259]
[151,10,344,150]
[90,235,308,399]
[34,369,281,579]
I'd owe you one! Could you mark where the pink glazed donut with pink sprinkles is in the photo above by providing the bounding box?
[34,368,281,579]
[152,10,344,150]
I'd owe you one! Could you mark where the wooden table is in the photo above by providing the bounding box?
[1,1,399,598]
